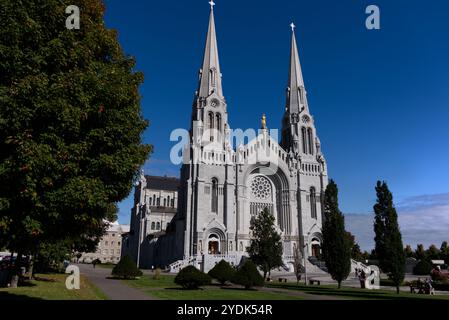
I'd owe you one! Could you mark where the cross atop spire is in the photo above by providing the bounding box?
[209,1,215,9]
[290,22,296,32]
[196,2,223,99]
[286,25,308,114]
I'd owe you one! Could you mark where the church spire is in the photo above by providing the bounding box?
[286,23,308,114]
[197,1,223,99]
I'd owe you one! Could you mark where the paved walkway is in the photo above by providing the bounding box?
[78,264,157,300]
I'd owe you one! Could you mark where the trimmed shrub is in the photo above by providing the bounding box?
[175,266,211,289]
[232,260,264,290]
[208,260,236,285]
[413,260,432,275]
[111,255,143,279]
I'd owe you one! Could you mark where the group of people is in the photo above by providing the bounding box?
[412,278,435,295]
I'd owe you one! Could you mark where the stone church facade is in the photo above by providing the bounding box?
[126,6,329,272]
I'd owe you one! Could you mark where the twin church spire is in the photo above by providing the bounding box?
[194,2,312,156]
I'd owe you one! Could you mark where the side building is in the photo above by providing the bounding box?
[79,221,129,264]
[123,175,180,268]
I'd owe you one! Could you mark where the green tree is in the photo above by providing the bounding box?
[373,181,405,294]
[208,260,235,285]
[112,255,143,279]
[404,245,414,258]
[0,0,151,286]
[426,244,440,260]
[232,260,264,290]
[347,232,363,262]
[175,266,211,290]
[415,244,427,261]
[247,207,283,279]
[321,180,351,289]
[440,241,449,264]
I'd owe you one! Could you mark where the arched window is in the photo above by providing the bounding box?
[163,198,166,207]
[167,196,170,206]
[301,127,307,154]
[208,112,214,142]
[157,197,160,206]
[149,197,152,206]
[211,179,218,213]
[307,128,314,155]
[152,194,156,205]
[151,222,155,230]
[156,222,160,230]
[215,113,221,133]
[310,187,317,219]
[171,199,175,207]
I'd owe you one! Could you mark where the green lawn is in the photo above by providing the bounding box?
[266,282,449,300]
[0,274,107,300]
[123,275,302,300]
[96,263,115,269]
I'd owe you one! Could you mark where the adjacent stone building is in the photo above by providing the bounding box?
[80,221,129,264]
[127,5,329,272]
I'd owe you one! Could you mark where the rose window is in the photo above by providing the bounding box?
[250,176,272,200]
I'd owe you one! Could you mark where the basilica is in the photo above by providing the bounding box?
[124,5,329,272]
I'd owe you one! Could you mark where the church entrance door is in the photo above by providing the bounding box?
[208,241,219,254]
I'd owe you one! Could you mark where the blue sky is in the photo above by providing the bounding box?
[103,0,449,250]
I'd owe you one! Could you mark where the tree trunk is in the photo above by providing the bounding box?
[338,281,341,289]
[396,285,400,294]
[10,251,23,288]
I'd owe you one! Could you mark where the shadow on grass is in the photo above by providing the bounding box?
[267,284,443,300]
[0,292,43,300]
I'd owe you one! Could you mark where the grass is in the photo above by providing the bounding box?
[96,263,115,269]
[122,275,302,300]
[266,282,449,300]
[0,273,107,300]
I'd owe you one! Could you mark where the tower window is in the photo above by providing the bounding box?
[215,113,221,133]
[211,179,218,213]
[209,112,214,142]
[156,222,160,230]
[301,127,307,154]
[210,69,216,87]
[307,128,314,155]
[310,187,317,219]
[151,222,155,230]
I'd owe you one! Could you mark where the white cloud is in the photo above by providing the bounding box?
[345,193,449,251]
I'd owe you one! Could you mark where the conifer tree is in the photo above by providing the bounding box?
[321,180,351,289]
[373,181,405,294]
[247,207,283,279]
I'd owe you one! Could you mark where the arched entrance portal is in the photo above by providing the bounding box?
[208,234,220,255]
[311,238,321,257]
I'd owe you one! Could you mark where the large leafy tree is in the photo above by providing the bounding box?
[321,180,351,289]
[373,181,405,294]
[247,207,283,279]
[0,0,151,279]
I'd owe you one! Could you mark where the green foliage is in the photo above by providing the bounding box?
[415,244,427,261]
[208,260,235,285]
[232,260,264,290]
[404,245,414,258]
[427,245,441,260]
[34,240,71,273]
[347,232,363,261]
[92,258,101,265]
[247,207,283,278]
[373,181,405,293]
[111,255,142,279]
[413,259,432,275]
[0,0,151,256]
[321,180,351,288]
[174,266,211,290]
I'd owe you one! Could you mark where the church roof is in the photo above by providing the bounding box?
[145,175,180,191]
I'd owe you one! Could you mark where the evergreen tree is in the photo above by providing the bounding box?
[440,241,449,264]
[415,244,427,261]
[232,260,264,290]
[208,260,235,285]
[321,180,351,289]
[404,245,414,258]
[426,244,440,260]
[247,207,283,279]
[347,232,363,261]
[112,255,143,279]
[373,181,405,294]
[0,0,151,285]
